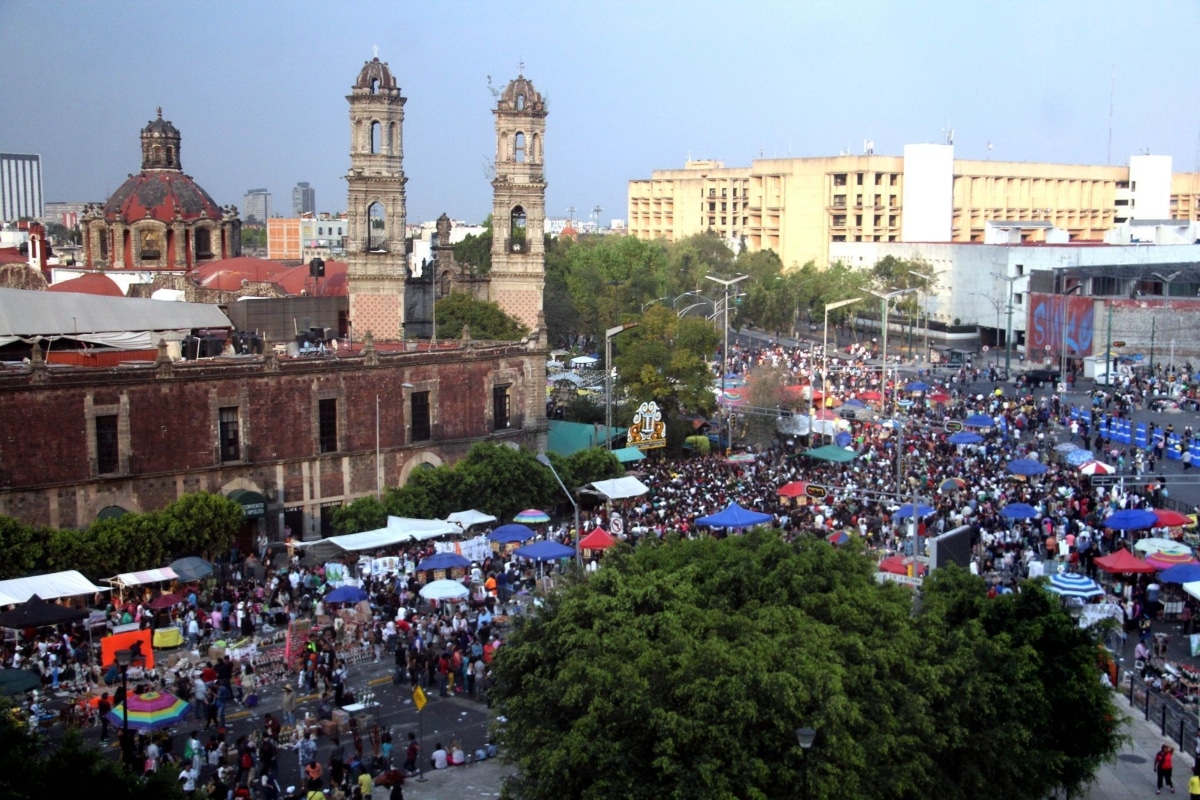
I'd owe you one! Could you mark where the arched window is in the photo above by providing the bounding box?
[370,121,381,154]
[195,228,213,259]
[516,94,525,111]
[371,78,379,94]
[509,206,526,252]
[388,122,397,155]
[368,202,387,251]
[515,132,526,163]
[152,145,163,167]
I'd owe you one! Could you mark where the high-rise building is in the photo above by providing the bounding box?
[628,148,1200,269]
[1,153,44,223]
[293,182,315,216]
[243,188,272,224]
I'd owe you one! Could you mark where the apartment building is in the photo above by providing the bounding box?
[629,147,1200,269]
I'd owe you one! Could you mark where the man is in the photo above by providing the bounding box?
[185,730,203,775]
[297,733,318,776]
[98,693,111,742]
[357,769,374,799]
[179,763,198,797]
[429,742,448,770]
[401,732,419,775]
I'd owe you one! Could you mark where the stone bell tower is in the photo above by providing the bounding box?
[345,56,408,341]
[488,71,547,331]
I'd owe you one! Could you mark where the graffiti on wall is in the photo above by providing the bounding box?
[1027,293,1094,358]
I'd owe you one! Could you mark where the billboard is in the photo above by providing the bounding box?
[627,401,667,450]
[1026,293,1094,358]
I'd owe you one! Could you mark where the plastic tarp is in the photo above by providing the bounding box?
[0,570,111,607]
[100,628,155,669]
[386,516,460,541]
[587,476,650,500]
[302,516,461,553]
[110,568,179,588]
[445,510,497,530]
[0,287,231,340]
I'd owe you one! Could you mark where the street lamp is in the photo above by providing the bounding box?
[867,288,917,418]
[817,297,862,439]
[115,642,142,770]
[970,292,1003,364]
[795,726,818,799]
[990,271,1025,372]
[706,275,749,454]
[605,323,640,451]
[535,453,581,566]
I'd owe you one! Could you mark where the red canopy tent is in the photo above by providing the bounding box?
[578,528,617,552]
[1094,548,1156,575]
[777,482,809,498]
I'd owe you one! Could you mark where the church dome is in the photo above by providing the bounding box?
[103,171,223,224]
[498,74,546,114]
[354,57,397,91]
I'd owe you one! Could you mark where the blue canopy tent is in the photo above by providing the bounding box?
[324,585,368,604]
[695,502,774,529]
[1158,564,1200,584]
[834,432,853,447]
[1000,503,1040,520]
[487,524,537,544]
[905,381,929,392]
[416,552,471,572]
[1007,459,1048,476]
[1103,509,1159,531]
[842,398,865,408]
[893,503,935,519]
[964,413,995,428]
[512,540,576,562]
[948,431,984,445]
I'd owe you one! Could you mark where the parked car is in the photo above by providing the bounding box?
[1022,368,1061,387]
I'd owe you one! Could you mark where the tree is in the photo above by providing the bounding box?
[435,292,528,341]
[614,304,720,427]
[330,495,389,536]
[159,493,244,561]
[742,365,793,447]
[492,533,1121,800]
[452,215,493,275]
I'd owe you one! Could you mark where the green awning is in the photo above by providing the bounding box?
[803,445,858,463]
[96,505,129,521]
[228,489,268,519]
[612,447,646,464]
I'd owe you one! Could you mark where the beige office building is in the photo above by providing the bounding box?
[628,146,1200,269]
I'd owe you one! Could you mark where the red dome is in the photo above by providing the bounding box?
[47,273,124,297]
[103,171,223,225]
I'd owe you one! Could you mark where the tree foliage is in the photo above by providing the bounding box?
[452,215,493,274]
[614,304,720,424]
[333,445,625,535]
[492,533,1121,800]
[0,493,245,582]
[436,292,528,341]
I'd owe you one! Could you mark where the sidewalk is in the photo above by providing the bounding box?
[397,759,512,799]
[1085,694,1196,799]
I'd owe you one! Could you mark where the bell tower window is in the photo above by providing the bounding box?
[509,206,526,252]
[370,121,381,154]
[195,228,212,259]
[515,133,526,163]
[368,202,387,251]
[516,94,525,111]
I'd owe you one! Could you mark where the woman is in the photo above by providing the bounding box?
[1154,743,1175,794]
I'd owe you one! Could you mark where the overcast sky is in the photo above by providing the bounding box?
[2,1,1198,227]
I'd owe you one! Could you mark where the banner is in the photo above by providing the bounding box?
[436,534,490,563]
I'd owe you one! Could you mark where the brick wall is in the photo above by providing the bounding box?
[0,342,548,535]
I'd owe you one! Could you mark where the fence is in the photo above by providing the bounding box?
[1124,674,1199,754]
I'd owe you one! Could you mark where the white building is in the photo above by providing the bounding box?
[242,188,272,224]
[1,153,43,223]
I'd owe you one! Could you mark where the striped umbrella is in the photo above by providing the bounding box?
[1077,460,1113,475]
[1047,572,1104,599]
[106,691,189,731]
[1145,551,1199,571]
[513,509,551,524]
[825,530,851,546]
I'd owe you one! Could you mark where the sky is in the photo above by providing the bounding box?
[3,1,1199,228]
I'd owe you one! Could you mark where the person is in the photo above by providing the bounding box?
[402,732,419,775]
[357,769,374,799]
[185,730,203,775]
[298,733,318,775]
[281,684,296,726]
[98,693,111,742]
[430,742,448,770]
[1190,770,1200,800]
[1155,743,1175,794]
[178,763,197,797]
[448,741,465,766]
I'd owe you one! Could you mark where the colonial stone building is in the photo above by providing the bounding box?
[0,333,548,540]
[81,109,241,273]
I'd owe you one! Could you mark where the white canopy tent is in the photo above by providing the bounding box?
[386,516,460,540]
[586,476,651,501]
[570,355,600,368]
[108,568,179,589]
[295,516,461,553]
[445,509,497,530]
[0,570,111,607]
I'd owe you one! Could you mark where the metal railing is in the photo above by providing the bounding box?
[1125,674,1199,754]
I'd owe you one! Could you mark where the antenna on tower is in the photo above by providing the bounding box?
[943,126,954,146]
[591,205,602,232]
[566,205,575,223]
[863,138,874,155]
[1107,65,1115,166]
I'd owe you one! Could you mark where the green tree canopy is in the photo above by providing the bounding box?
[452,215,493,274]
[614,304,720,424]
[435,292,528,341]
[492,533,1120,800]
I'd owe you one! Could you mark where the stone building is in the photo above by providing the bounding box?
[0,332,548,540]
[81,109,241,272]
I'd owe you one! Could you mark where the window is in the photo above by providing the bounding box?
[832,235,846,242]
[855,215,863,226]
[856,174,864,186]
[832,215,847,226]
[874,215,882,226]
[890,174,899,186]
[370,121,381,154]
[219,407,240,462]
[493,385,511,430]
[720,202,727,211]
[515,132,526,163]
[411,391,431,442]
[1014,293,1023,305]
[888,216,897,227]
[368,202,387,251]
[319,399,338,453]
[195,228,213,259]
[96,415,119,475]
[874,195,882,206]
[833,195,846,208]
[833,174,847,187]
[875,174,883,185]
[708,202,716,212]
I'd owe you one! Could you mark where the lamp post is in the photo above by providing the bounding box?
[536,453,581,567]
[115,644,141,771]
[970,292,1003,365]
[817,297,862,440]
[706,275,749,454]
[867,288,917,419]
[604,323,640,451]
[990,272,1024,372]
[795,726,818,799]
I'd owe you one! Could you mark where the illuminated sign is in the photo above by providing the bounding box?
[628,401,667,450]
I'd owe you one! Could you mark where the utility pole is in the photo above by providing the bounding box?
[706,274,749,453]
[991,272,1024,372]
